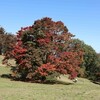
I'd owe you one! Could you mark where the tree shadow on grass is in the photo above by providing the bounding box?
[91,80,100,85]
[0,74,12,79]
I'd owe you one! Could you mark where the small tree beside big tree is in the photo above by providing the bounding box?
[0,27,16,55]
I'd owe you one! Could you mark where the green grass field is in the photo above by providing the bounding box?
[0,56,100,100]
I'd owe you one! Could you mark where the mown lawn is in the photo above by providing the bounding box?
[0,56,100,100]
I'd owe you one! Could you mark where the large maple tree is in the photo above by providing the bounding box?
[3,17,83,82]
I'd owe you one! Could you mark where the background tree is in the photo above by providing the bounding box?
[0,26,16,55]
[3,17,83,82]
[72,39,100,80]
[0,27,5,34]
[0,27,5,54]
[95,53,100,81]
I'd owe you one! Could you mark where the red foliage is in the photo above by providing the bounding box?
[48,51,81,79]
[35,63,56,76]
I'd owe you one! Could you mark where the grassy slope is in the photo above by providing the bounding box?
[0,56,100,100]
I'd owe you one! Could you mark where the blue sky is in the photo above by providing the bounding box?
[0,0,100,52]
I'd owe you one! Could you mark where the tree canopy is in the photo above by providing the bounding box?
[3,17,83,82]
